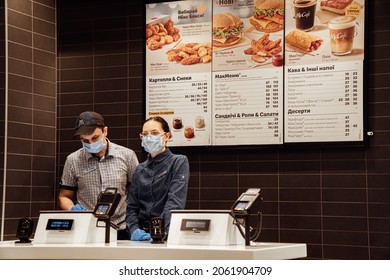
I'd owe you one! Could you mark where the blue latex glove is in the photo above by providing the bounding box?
[70,204,86,211]
[131,229,151,241]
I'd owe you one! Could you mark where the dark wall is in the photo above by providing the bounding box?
[0,0,5,235]
[0,0,56,240]
[56,0,390,259]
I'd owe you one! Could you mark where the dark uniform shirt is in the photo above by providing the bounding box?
[126,148,189,235]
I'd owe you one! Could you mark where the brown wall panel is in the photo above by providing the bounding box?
[0,0,56,240]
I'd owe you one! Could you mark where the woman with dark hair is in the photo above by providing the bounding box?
[126,116,190,241]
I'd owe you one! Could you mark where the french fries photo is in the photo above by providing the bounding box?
[243,33,282,63]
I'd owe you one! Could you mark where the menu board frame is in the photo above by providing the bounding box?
[143,0,368,148]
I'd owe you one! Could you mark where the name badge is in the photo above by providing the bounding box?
[83,166,96,174]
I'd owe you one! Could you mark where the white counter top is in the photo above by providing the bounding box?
[0,240,306,260]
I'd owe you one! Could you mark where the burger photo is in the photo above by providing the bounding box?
[212,13,244,47]
[249,0,284,33]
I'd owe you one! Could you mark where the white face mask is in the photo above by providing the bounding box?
[141,135,163,156]
[82,137,106,154]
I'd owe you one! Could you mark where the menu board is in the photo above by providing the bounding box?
[284,0,365,142]
[145,0,365,147]
[212,70,282,145]
[211,1,284,145]
[145,2,212,146]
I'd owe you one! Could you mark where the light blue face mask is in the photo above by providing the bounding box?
[83,138,106,154]
[141,135,163,156]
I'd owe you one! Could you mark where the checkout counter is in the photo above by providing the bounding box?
[0,240,306,260]
[0,210,306,260]
[0,188,306,260]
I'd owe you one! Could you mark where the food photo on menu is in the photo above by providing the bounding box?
[145,1,213,147]
[146,18,181,51]
[146,18,212,65]
[284,0,365,65]
[211,0,285,71]
[212,13,244,48]
[145,2,213,76]
[248,0,284,33]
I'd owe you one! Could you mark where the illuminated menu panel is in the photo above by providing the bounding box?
[146,73,212,146]
[212,69,283,145]
[285,61,363,142]
[145,0,366,146]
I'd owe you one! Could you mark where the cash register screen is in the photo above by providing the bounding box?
[233,201,249,211]
[46,219,74,230]
[180,219,210,231]
[95,204,110,215]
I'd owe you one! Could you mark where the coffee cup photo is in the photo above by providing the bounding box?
[329,15,359,56]
[292,0,317,31]
[284,0,365,64]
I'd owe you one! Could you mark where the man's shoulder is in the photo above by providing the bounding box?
[109,142,136,156]
[109,141,134,151]
[67,148,85,160]
[63,148,89,168]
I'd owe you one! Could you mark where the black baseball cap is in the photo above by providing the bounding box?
[73,111,105,139]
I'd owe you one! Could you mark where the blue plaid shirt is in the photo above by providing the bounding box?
[60,140,139,229]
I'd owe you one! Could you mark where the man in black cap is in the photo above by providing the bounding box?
[58,111,139,240]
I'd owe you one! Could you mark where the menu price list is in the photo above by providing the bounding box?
[285,61,363,142]
[212,69,283,146]
[146,73,212,147]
